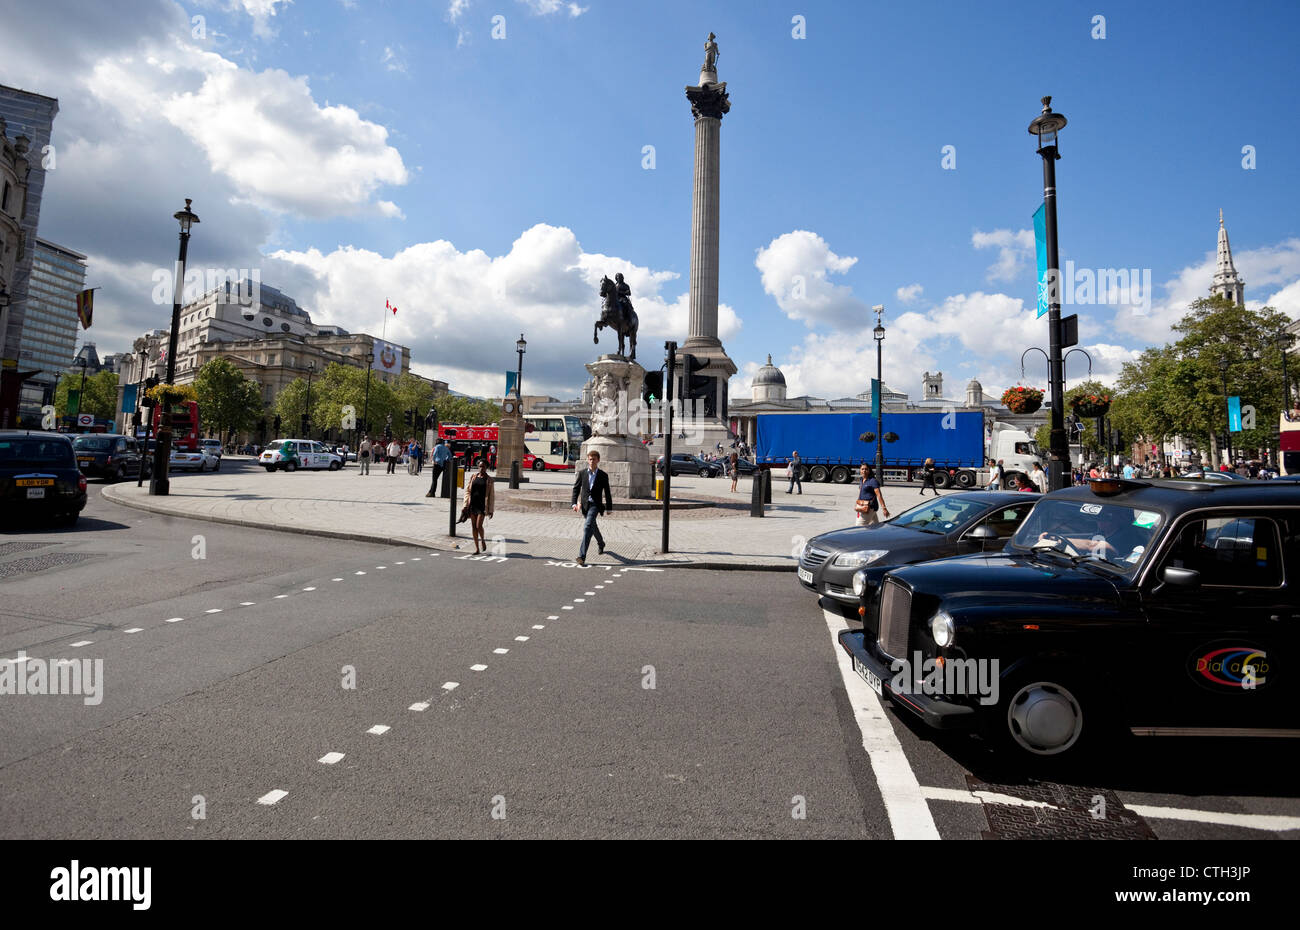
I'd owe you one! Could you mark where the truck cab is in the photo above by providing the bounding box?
[986,423,1043,488]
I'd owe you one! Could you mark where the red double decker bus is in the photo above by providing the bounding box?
[153,400,200,452]
[438,423,498,469]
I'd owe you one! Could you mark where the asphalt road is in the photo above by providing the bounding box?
[1,460,1297,839]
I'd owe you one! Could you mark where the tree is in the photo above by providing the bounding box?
[194,358,263,442]
[312,363,399,438]
[393,373,436,425]
[274,378,311,437]
[55,370,118,419]
[435,395,502,425]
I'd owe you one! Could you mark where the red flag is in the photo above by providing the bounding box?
[391,303,398,315]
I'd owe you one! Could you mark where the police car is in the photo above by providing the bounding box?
[259,439,344,472]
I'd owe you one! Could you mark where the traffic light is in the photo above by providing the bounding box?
[678,354,711,400]
[403,409,413,427]
[300,413,309,435]
[273,414,282,435]
[642,371,663,405]
[141,376,159,407]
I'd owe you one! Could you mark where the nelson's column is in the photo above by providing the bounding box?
[681,32,739,450]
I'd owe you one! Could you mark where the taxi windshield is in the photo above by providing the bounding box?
[1010,499,1164,573]
[265,440,285,451]
[73,436,114,451]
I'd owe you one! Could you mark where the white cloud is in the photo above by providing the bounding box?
[896,283,923,304]
[83,38,410,218]
[972,228,1034,283]
[517,0,588,15]
[448,0,471,21]
[266,224,740,398]
[230,0,292,39]
[755,230,870,331]
[381,46,407,74]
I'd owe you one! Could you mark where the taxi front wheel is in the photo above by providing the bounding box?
[264,465,276,472]
[984,668,1103,766]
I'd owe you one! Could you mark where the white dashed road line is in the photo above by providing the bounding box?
[493,648,509,654]
[441,682,459,691]
[367,725,390,735]
[532,625,545,630]
[408,702,430,712]
[470,664,487,672]
[257,789,289,806]
[515,636,529,642]
[166,617,183,623]
[318,752,345,765]
[205,609,222,614]
[70,641,92,647]
[123,628,143,634]
[822,606,940,840]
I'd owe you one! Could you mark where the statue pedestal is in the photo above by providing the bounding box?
[581,354,654,499]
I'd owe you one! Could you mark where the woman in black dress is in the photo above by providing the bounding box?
[919,457,940,496]
[463,458,494,554]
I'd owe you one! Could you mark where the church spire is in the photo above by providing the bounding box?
[1211,209,1245,306]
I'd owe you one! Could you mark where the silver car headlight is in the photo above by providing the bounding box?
[930,610,955,648]
[852,569,869,597]
[834,549,888,569]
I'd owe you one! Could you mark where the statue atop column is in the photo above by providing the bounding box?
[702,32,719,73]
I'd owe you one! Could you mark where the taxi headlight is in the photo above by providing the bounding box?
[834,549,888,569]
[852,569,869,597]
[931,610,955,648]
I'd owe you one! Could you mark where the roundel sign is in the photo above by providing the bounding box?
[77,414,94,427]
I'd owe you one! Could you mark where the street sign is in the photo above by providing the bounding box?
[77,414,93,427]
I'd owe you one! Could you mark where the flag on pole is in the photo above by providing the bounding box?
[76,288,95,329]
[386,299,397,315]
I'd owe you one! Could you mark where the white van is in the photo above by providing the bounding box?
[259,439,344,472]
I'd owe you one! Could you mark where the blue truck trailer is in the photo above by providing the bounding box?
[754,411,989,487]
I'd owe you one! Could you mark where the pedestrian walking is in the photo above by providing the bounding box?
[728,452,740,492]
[415,441,424,475]
[426,439,452,496]
[358,436,372,475]
[1030,461,1047,493]
[386,438,401,474]
[571,449,613,566]
[919,457,940,496]
[461,457,495,554]
[406,438,418,475]
[987,458,1005,490]
[786,450,802,494]
[854,464,890,526]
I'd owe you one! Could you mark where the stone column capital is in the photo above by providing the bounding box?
[685,82,730,121]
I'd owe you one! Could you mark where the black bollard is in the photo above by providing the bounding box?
[763,467,772,504]
[440,462,451,498]
[510,459,520,490]
[750,471,764,517]
[448,465,461,537]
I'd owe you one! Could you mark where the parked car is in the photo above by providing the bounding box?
[72,433,151,481]
[259,439,344,471]
[170,448,221,472]
[798,491,1039,606]
[1175,469,1248,481]
[0,431,88,525]
[840,477,1300,765]
[655,453,723,477]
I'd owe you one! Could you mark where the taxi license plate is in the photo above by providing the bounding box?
[16,478,54,487]
[27,487,46,499]
[853,656,883,695]
[78,457,93,464]
[797,567,814,585]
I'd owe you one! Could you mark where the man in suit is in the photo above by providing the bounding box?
[571,449,614,566]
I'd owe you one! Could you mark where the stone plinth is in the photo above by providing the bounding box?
[581,354,653,499]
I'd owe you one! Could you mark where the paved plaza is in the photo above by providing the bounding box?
[102,458,951,568]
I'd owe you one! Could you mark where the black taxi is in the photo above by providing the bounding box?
[839,478,1300,763]
[0,431,88,525]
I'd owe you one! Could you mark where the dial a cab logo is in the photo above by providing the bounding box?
[1189,642,1270,691]
[378,345,398,371]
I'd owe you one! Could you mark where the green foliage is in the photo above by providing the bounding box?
[434,395,502,426]
[194,358,263,440]
[55,370,118,419]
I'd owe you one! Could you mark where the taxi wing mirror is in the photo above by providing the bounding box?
[1160,566,1201,589]
[968,525,998,539]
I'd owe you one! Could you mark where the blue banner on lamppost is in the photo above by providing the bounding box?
[505,371,517,397]
[1228,395,1242,432]
[1033,202,1048,318]
[122,383,137,414]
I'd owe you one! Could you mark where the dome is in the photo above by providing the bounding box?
[967,377,983,390]
[752,354,786,387]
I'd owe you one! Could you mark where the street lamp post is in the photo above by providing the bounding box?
[1029,97,1069,491]
[515,334,526,401]
[1219,356,1232,468]
[75,356,88,429]
[1277,330,1294,416]
[872,306,885,482]
[150,198,199,496]
[303,361,315,438]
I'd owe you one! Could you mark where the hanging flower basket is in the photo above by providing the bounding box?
[1001,386,1044,415]
[1069,391,1111,419]
[859,431,876,444]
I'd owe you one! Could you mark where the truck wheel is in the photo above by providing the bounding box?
[932,470,952,489]
[1005,472,1023,490]
[810,465,830,483]
[956,470,976,488]
[830,465,851,484]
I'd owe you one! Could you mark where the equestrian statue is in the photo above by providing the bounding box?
[595,272,638,360]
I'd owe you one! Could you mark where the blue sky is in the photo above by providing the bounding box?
[4,0,1299,402]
